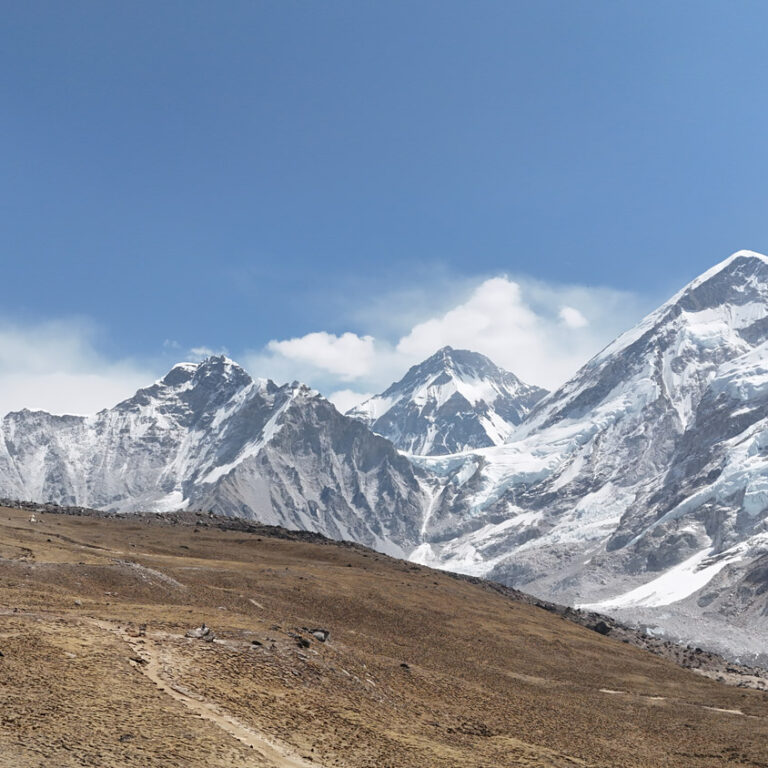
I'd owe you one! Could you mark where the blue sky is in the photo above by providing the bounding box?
[3,2,768,413]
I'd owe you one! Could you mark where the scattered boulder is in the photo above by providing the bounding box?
[185,623,214,641]
[400,662,410,670]
[310,628,330,643]
[590,620,612,636]
[296,637,311,649]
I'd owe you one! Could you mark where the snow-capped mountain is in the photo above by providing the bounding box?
[346,346,547,455]
[412,251,768,660]
[0,356,432,557]
[5,252,768,659]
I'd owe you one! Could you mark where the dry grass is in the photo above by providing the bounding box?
[1,506,767,767]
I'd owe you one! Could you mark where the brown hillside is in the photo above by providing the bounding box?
[1,506,767,768]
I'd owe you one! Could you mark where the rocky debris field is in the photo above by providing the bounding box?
[2,504,768,767]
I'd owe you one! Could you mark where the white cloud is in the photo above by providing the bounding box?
[327,389,374,413]
[393,276,644,389]
[250,275,651,393]
[0,274,651,418]
[397,276,544,362]
[558,306,589,328]
[266,331,376,380]
[0,319,155,416]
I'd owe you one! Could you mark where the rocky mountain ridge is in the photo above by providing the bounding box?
[0,356,432,557]
[347,346,547,455]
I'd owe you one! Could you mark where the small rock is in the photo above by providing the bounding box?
[310,629,330,643]
[297,637,311,649]
[125,623,147,638]
[185,623,212,639]
[74,599,82,606]
[400,662,410,670]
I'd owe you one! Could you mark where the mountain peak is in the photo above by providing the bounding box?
[669,249,768,310]
[160,355,251,388]
[692,249,768,286]
[347,348,547,455]
[588,251,768,370]
[194,354,249,377]
[409,346,505,379]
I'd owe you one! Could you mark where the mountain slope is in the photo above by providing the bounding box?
[413,251,768,659]
[3,505,768,768]
[0,356,431,556]
[347,346,547,455]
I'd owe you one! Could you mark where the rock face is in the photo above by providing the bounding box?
[411,251,768,659]
[0,356,432,557]
[347,346,547,455]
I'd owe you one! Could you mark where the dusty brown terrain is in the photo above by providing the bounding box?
[1,506,768,767]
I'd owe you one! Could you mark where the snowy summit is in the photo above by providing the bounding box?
[346,346,547,455]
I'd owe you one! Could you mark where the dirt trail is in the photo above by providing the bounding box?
[598,687,759,718]
[90,619,321,768]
